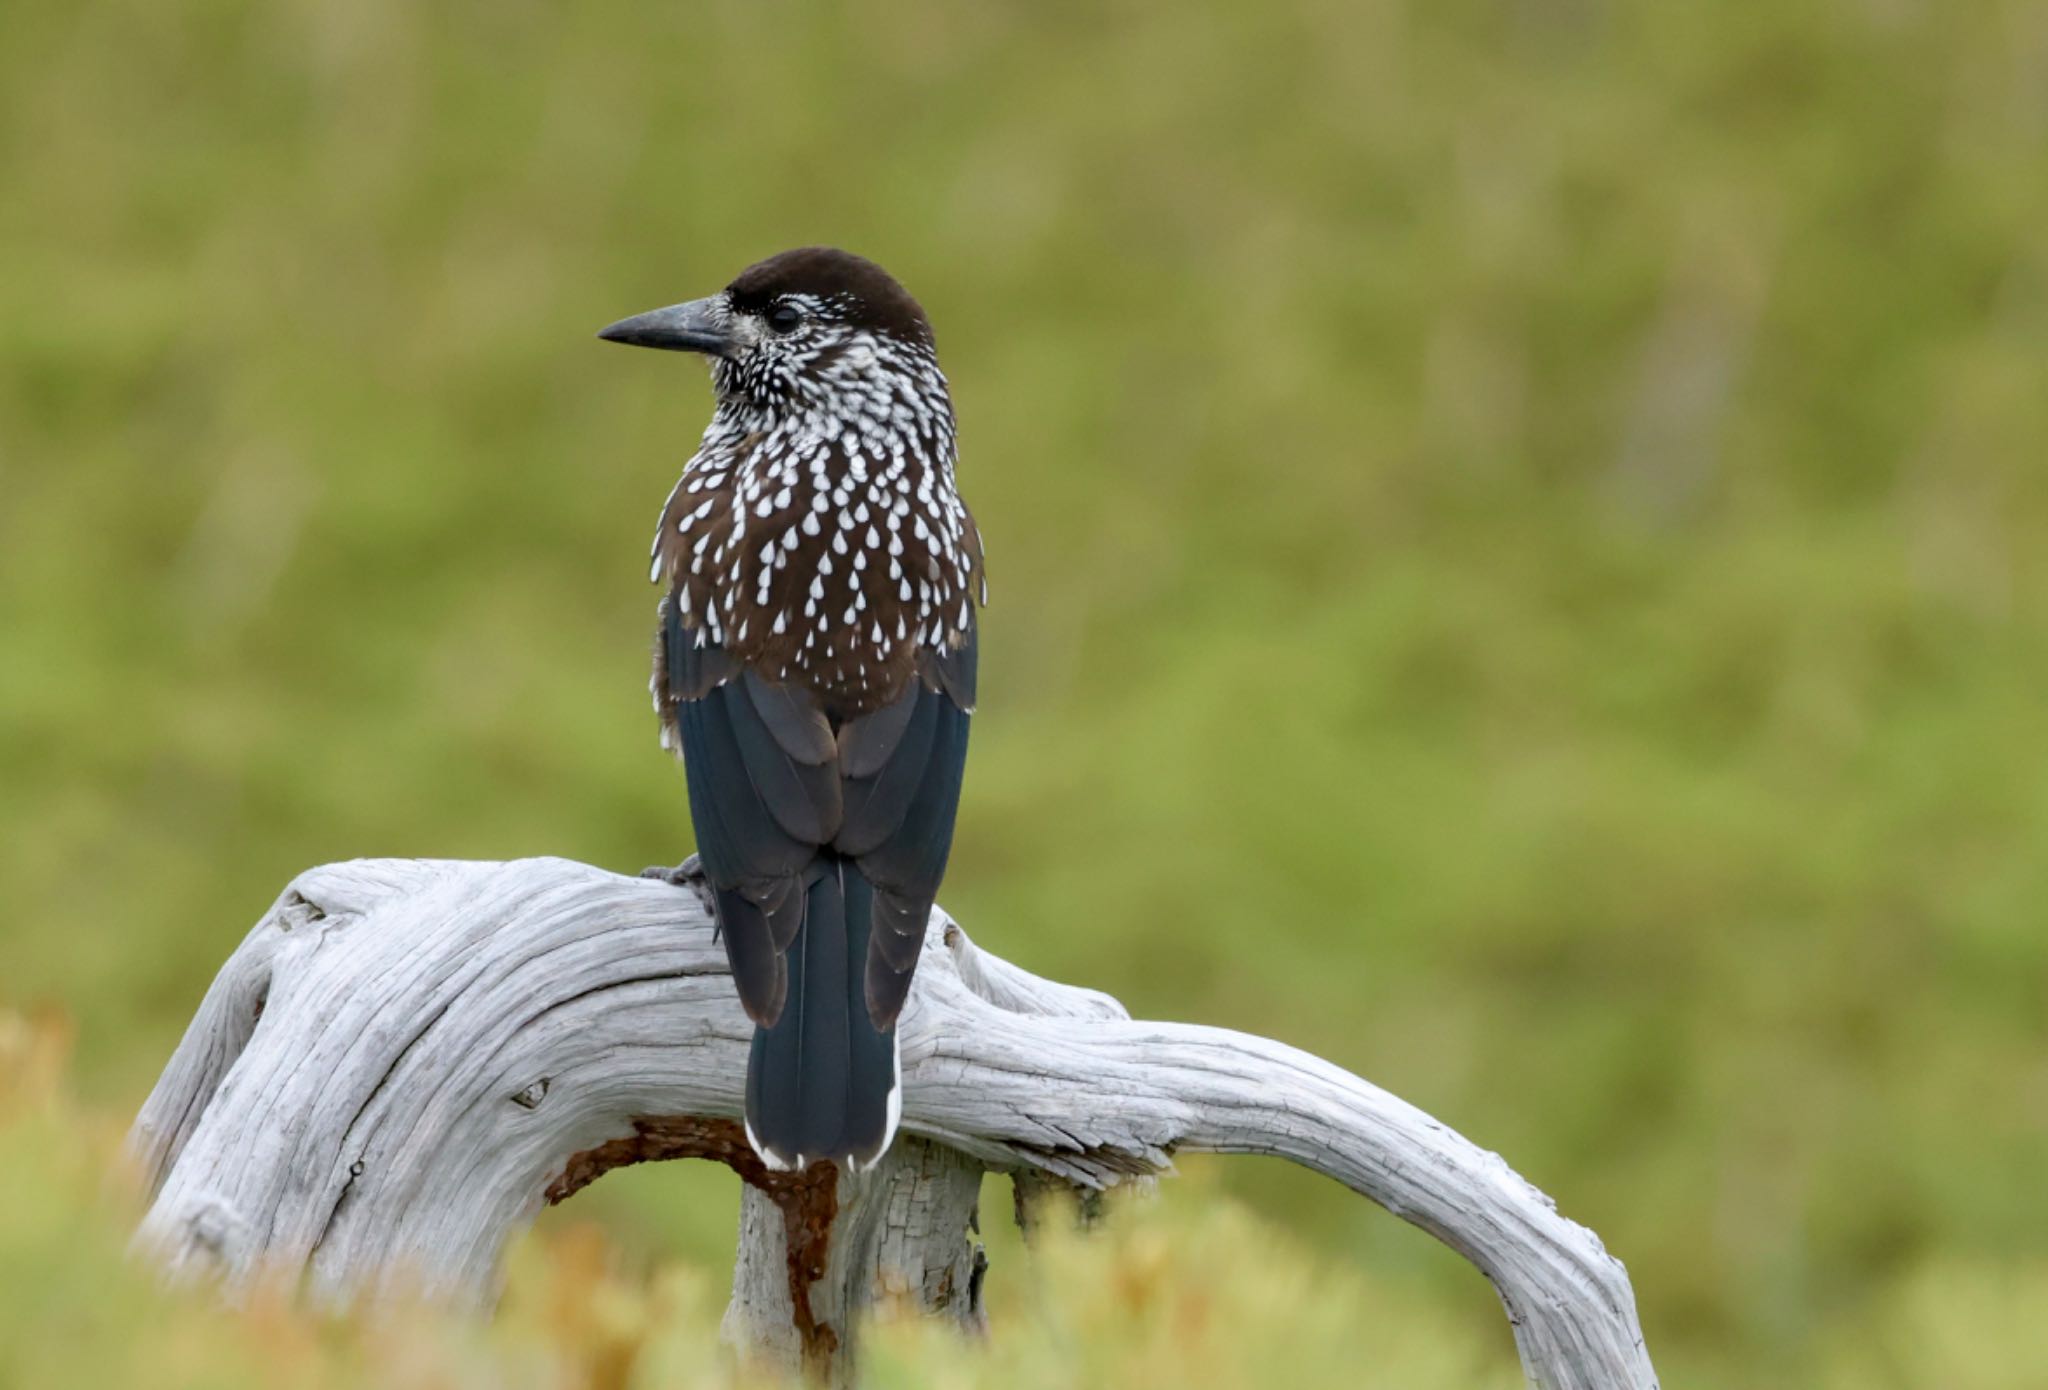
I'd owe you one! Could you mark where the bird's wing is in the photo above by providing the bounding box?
[833,619,976,1027]
[659,592,975,1033]
[659,592,842,1026]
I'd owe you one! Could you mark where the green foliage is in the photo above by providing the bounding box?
[4,0,2046,1384]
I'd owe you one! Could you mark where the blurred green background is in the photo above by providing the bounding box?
[5,0,2047,1384]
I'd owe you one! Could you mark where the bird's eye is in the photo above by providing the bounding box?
[767,303,803,333]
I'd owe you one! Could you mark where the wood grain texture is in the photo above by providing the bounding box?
[130,857,1658,1389]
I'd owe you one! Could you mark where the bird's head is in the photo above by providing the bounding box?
[598,247,946,427]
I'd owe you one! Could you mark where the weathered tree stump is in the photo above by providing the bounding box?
[130,857,1658,1389]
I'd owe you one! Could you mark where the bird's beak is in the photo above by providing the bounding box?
[596,297,735,356]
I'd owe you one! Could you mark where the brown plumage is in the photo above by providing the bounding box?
[650,431,983,718]
[601,247,984,1171]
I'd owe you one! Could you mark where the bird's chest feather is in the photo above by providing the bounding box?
[651,430,981,715]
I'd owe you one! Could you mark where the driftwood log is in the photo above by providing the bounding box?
[130,857,1658,1388]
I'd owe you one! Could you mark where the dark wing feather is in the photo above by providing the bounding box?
[663,595,739,700]
[663,597,825,1026]
[724,678,844,844]
[835,690,939,855]
[677,692,814,881]
[838,622,976,1027]
[859,696,969,1016]
[858,695,969,894]
[922,632,978,712]
[744,670,836,765]
[713,884,789,1025]
[837,681,920,777]
[863,892,925,1022]
[742,870,807,953]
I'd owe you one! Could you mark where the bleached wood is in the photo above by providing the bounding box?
[131,856,1658,1389]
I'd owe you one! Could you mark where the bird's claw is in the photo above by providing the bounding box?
[638,852,705,886]
[640,853,716,917]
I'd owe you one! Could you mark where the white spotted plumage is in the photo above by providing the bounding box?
[648,288,983,721]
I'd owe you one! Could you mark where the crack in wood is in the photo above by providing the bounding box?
[528,967,726,1024]
[276,889,329,931]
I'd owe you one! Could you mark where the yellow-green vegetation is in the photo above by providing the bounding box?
[3,0,2045,1384]
[4,1015,1533,1390]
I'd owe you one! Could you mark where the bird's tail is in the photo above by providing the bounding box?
[741,855,901,1171]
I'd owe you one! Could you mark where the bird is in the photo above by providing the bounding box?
[598,248,984,1173]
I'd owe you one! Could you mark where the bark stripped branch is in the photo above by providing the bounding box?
[131,857,1657,1389]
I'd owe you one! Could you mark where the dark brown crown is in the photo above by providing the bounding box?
[725,247,934,348]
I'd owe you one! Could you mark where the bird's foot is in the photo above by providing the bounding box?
[640,853,716,917]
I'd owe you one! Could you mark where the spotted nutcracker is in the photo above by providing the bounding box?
[598,248,984,1172]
